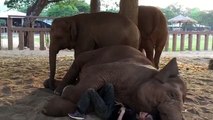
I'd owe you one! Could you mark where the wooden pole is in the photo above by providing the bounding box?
[18,31,24,50]
[7,16,13,50]
[188,34,192,51]
[180,34,185,51]
[164,38,169,51]
[196,34,200,51]
[204,34,209,50]
[29,31,34,50]
[0,26,1,50]
[172,34,177,51]
[40,32,45,50]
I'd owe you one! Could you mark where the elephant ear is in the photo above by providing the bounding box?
[154,58,179,83]
[70,21,77,41]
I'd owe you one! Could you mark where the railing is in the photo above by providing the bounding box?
[165,31,213,51]
[0,16,213,51]
[0,15,54,50]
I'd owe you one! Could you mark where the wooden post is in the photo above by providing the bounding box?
[188,34,192,51]
[196,34,201,51]
[180,34,185,51]
[7,16,13,50]
[90,0,100,13]
[212,35,213,50]
[204,34,209,50]
[45,32,50,48]
[40,32,46,50]
[164,38,169,51]
[18,31,24,50]
[0,26,1,50]
[29,31,34,50]
[172,34,177,51]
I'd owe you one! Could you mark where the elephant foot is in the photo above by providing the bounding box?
[42,96,76,117]
[43,79,55,90]
[43,79,62,91]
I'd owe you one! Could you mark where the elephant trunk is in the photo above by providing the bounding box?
[49,44,59,89]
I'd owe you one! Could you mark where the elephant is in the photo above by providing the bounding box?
[138,6,168,69]
[44,12,140,90]
[42,45,187,120]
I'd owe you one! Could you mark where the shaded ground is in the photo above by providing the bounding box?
[0,50,212,120]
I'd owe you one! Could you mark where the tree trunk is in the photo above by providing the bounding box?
[119,0,138,25]
[90,0,101,13]
[23,0,49,47]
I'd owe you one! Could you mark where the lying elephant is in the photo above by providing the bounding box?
[45,12,140,90]
[138,6,168,69]
[43,46,186,120]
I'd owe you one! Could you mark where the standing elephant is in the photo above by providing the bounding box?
[138,6,168,69]
[45,12,140,90]
[43,46,186,120]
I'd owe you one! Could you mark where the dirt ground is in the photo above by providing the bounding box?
[0,50,212,120]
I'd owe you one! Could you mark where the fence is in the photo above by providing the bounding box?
[165,31,213,51]
[0,15,213,51]
[0,15,53,50]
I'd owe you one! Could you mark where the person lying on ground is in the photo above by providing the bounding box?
[68,83,153,120]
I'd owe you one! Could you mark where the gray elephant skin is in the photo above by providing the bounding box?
[138,6,168,69]
[45,12,140,90]
[43,46,186,120]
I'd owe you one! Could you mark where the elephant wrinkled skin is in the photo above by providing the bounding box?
[45,12,140,90]
[43,46,186,120]
[138,6,168,69]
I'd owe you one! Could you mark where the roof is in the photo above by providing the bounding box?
[0,10,26,18]
[168,15,197,23]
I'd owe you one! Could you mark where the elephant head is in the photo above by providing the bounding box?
[136,58,186,120]
[47,18,77,90]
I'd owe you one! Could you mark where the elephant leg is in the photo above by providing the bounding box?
[144,40,154,66]
[154,38,167,69]
[54,50,99,95]
[154,46,164,69]
[42,96,76,117]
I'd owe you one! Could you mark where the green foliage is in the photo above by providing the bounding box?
[43,0,89,17]
[46,4,79,17]
[161,4,213,30]
[4,0,35,12]
[199,10,213,28]
[0,19,6,26]
[74,0,90,13]
[161,4,185,20]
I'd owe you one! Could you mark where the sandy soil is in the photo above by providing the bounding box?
[0,49,212,120]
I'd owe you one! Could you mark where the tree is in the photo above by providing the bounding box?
[90,0,100,13]
[45,0,89,17]
[195,10,213,29]
[161,4,185,20]
[119,0,138,25]
[4,0,64,17]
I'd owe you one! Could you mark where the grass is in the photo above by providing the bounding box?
[165,34,213,51]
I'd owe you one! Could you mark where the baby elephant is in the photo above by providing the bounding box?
[43,45,186,120]
[138,6,168,69]
[45,12,140,90]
